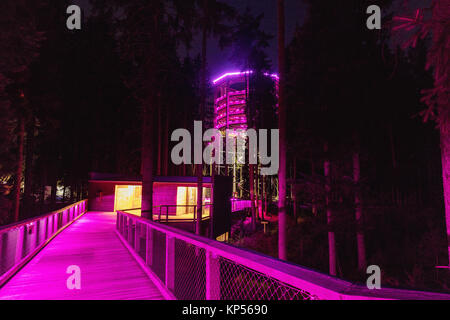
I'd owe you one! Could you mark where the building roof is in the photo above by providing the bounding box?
[88,172,212,184]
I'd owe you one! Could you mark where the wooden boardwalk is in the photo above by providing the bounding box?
[0,212,164,300]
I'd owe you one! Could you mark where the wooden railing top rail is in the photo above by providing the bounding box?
[0,200,88,233]
[118,210,450,300]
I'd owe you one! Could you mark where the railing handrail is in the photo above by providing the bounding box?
[0,200,88,233]
[0,199,88,288]
[118,210,450,300]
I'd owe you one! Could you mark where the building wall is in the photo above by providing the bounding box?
[88,181,211,214]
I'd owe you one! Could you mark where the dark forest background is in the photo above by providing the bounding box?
[0,0,448,292]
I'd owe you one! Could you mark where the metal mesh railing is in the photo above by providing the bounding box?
[151,229,166,282]
[116,211,327,300]
[116,211,450,300]
[174,239,206,300]
[0,200,87,285]
[218,257,318,300]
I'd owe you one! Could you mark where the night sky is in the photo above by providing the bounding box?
[205,0,307,79]
[73,0,307,80]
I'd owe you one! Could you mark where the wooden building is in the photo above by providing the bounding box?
[88,173,212,218]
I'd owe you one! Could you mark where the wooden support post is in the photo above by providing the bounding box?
[146,226,153,266]
[206,250,221,300]
[15,226,25,264]
[165,235,175,291]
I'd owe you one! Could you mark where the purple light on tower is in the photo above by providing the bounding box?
[212,70,279,85]
[212,70,279,131]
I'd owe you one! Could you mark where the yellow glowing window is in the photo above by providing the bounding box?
[176,186,211,216]
[114,185,142,213]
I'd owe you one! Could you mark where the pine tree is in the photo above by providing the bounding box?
[393,0,450,266]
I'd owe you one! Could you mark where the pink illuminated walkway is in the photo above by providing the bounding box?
[0,212,164,300]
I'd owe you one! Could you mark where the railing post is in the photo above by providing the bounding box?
[15,226,25,264]
[57,212,61,230]
[44,217,48,240]
[134,222,141,253]
[193,205,197,230]
[28,223,36,253]
[165,235,175,292]
[127,218,133,244]
[53,214,57,233]
[206,250,221,300]
[146,225,153,266]
[0,233,4,272]
[48,215,52,236]
[166,206,169,223]
[121,216,125,237]
[35,220,41,248]
[52,214,56,235]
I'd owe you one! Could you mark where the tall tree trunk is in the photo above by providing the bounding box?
[163,110,169,176]
[141,99,154,220]
[62,183,66,203]
[23,122,34,216]
[70,180,76,203]
[13,117,25,222]
[50,168,57,208]
[157,104,162,175]
[431,0,450,266]
[262,175,266,220]
[250,164,256,231]
[39,167,46,214]
[196,164,203,235]
[353,150,366,271]
[324,142,336,276]
[311,157,317,215]
[256,166,260,220]
[196,17,208,236]
[441,116,450,265]
[277,0,287,260]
